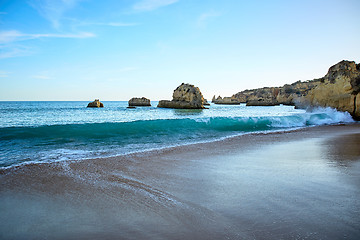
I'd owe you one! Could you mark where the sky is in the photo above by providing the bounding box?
[0,0,359,101]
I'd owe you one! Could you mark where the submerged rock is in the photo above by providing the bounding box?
[128,97,151,107]
[87,99,104,108]
[158,83,205,109]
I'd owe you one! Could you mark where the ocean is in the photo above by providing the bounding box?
[1,101,360,239]
[0,101,354,168]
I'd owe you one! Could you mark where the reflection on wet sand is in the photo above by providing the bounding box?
[324,133,360,163]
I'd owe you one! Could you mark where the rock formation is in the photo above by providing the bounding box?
[275,80,320,107]
[230,60,360,119]
[303,60,360,119]
[212,95,241,105]
[157,83,205,109]
[212,95,216,103]
[233,87,280,106]
[87,99,104,108]
[128,97,151,107]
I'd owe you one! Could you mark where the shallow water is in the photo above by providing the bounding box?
[1,125,359,239]
[0,101,354,168]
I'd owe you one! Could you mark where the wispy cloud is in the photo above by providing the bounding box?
[0,12,7,15]
[77,21,140,27]
[31,70,53,80]
[0,30,94,59]
[29,0,82,29]
[133,0,179,12]
[32,75,52,80]
[0,30,22,44]
[0,45,33,59]
[0,30,95,44]
[102,22,139,27]
[197,11,222,27]
[0,70,11,77]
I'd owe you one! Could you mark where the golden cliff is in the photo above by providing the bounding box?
[231,60,360,119]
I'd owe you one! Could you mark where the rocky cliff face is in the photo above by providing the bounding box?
[275,80,321,107]
[158,83,205,109]
[231,60,360,119]
[87,99,104,108]
[303,61,360,119]
[128,97,151,106]
[212,95,241,105]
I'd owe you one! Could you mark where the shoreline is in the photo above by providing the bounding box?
[1,122,358,171]
[1,123,360,239]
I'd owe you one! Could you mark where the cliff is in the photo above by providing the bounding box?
[158,83,205,109]
[303,61,360,119]
[231,60,360,119]
[212,95,241,105]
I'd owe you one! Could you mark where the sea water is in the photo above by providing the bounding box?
[0,101,354,168]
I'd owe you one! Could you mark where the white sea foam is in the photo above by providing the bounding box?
[0,103,357,169]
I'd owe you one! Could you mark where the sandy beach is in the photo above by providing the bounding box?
[1,124,360,239]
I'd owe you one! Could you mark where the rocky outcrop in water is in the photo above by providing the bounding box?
[87,99,104,108]
[230,60,360,119]
[233,88,280,106]
[212,95,241,105]
[302,61,360,118]
[158,83,205,109]
[128,97,151,107]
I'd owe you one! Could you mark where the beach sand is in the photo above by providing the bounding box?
[1,124,360,239]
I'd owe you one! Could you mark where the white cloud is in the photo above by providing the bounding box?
[32,75,52,80]
[0,30,95,44]
[29,0,82,29]
[31,70,53,80]
[106,22,139,27]
[77,21,139,27]
[0,71,10,77]
[0,30,23,44]
[197,11,222,27]
[133,0,179,12]
[0,30,94,59]
[29,32,95,39]
[0,45,33,59]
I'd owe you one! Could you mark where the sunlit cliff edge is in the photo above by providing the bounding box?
[228,60,360,120]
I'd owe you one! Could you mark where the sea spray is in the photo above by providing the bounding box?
[0,102,354,168]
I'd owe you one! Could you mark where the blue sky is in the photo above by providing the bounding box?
[0,0,359,101]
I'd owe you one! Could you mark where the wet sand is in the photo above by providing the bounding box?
[1,124,360,239]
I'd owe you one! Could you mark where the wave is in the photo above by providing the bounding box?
[0,107,354,141]
[0,107,354,168]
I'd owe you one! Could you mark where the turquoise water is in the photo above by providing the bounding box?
[0,101,354,168]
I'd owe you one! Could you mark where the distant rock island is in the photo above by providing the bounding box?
[226,60,360,119]
[158,83,205,109]
[128,97,151,107]
[87,99,104,108]
[212,95,241,105]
